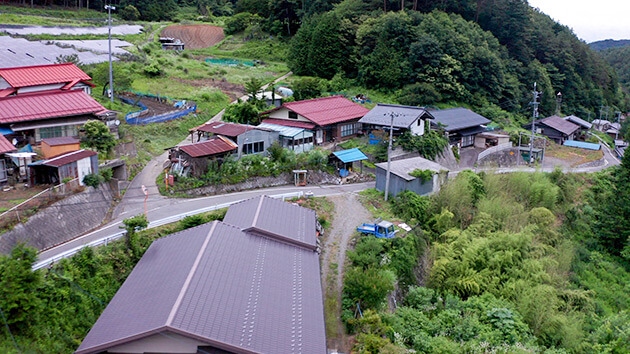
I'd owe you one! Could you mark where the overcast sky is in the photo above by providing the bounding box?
[528,0,630,43]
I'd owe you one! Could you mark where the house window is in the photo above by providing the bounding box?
[242,141,264,154]
[0,160,7,182]
[288,111,298,119]
[39,125,77,140]
[462,135,474,147]
[417,119,421,126]
[341,123,357,137]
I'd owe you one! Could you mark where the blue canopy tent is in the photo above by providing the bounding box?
[331,148,368,176]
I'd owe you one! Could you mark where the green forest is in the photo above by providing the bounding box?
[599,46,630,95]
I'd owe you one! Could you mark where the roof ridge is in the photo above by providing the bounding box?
[166,220,218,326]
[285,95,344,105]
[0,62,75,72]
[376,103,427,110]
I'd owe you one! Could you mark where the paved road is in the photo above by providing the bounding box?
[38,182,374,263]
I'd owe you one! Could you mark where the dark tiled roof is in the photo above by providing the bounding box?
[76,214,326,354]
[43,149,96,167]
[179,136,237,158]
[41,136,80,146]
[196,121,252,137]
[224,195,318,251]
[539,116,579,136]
[430,107,491,132]
[359,103,434,128]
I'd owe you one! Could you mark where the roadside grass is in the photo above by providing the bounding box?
[0,4,112,19]
[545,142,604,167]
[358,188,403,223]
[338,136,381,155]
[295,197,335,229]
[324,262,339,339]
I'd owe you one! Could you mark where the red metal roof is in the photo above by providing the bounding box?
[0,134,17,154]
[179,136,237,158]
[261,118,316,130]
[265,95,369,127]
[41,136,80,146]
[0,63,92,88]
[0,90,106,124]
[43,149,97,167]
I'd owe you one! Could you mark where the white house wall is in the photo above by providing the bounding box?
[76,157,93,186]
[409,119,425,136]
[107,332,208,354]
[267,107,312,123]
[18,83,65,94]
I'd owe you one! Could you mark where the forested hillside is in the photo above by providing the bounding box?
[287,0,626,123]
[590,39,630,52]
[599,47,630,94]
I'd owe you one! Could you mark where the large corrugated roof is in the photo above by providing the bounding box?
[564,115,592,129]
[333,148,368,163]
[224,195,318,251]
[430,107,491,132]
[265,95,369,127]
[359,103,433,128]
[257,122,309,138]
[0,63,91,88]
[261,118,316,130]
[376,156,448,181]
[178,136,237,158]
[0,134,16,154]
[0,90,106,124]
[196,121,253,137]
[76,206,326,354]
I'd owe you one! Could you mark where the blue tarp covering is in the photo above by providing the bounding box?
[333,148,368,163]
[0,127,14,135]
[563,140,601,150]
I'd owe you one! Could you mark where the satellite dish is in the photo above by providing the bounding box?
[115,120,121,126]
[11,138,17,146]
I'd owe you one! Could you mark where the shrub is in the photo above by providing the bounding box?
[224,12,262,34]
[82,173,101,188]
[343,266,395,311]
[397,131,449,160]
[391,191,431,224]
[143,62,162,77]
[292,77,322,101]
[120,5,140,21]
[82,120,116,154]
[99,168,113,182]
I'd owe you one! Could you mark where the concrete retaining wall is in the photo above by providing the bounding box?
[477,147,521,168]
[0,183,115,254]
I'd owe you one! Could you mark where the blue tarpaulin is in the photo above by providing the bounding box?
[563,140,601,151]
[0,127,14,135]
[333,148,368,163]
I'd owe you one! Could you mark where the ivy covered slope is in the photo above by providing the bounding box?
[288,0,627,126]
[345,165,630,352]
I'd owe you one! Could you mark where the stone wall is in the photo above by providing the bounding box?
[0,183,115,254]
[182,170,342,196]
[477,147,521,168]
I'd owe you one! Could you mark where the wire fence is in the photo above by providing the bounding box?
[32,191,304,270]
[118,92,197,125]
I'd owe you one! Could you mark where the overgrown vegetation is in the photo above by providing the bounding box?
[344,166,630,352]
[397,131,449,160]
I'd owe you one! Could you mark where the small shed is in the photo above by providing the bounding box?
[474,132,510,149]
[191,122,279,159]
[29,149,98,185]
[331,148,368,175]
[257,122,314,153]
[0,134,17,183]
[170,136,238,177]
[375,156,448,198]
[41,136,80,159]
[254,91,284,107]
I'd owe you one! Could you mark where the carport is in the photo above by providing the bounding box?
[330,148,368,176]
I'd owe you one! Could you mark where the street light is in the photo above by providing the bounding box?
[105,4,116,104]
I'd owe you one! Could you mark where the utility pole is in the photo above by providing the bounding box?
[105,4,115,104]
[529,82,540,165]
[384,111,399,201]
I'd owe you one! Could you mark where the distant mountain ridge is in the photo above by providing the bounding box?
[590,39,630,51]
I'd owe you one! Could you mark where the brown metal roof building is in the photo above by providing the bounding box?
[76,196,326,354]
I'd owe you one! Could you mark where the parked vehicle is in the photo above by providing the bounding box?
[357,219,398,238]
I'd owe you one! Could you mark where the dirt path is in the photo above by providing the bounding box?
[161,25,225,49]
[321,193,371,352]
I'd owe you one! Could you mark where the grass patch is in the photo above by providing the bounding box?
[0,4,112,19]
[296,197,335,229]
[358,188,401,222]
[545,142,604,167]
[194,35,291,62]
[0,12,99,26]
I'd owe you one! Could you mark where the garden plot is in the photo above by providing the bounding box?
[161,25,224,49]
[53,39,133,55]
[0,36,114,68]
[0,24,142,35]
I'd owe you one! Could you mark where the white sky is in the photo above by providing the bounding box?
[528,0,630,42]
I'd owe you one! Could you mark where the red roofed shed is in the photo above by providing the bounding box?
[261,95,369,144]
[171,136,238,177]
[29,149,98,186]
[0,63,94,95]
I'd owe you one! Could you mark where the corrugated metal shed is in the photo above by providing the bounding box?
[563,140,601,150]
[257,122,308,137]
[332,148,368,163]
[76,200,326,354]
[430,107,491,132]
[375,156,448,181]
[0,63,91,88]
[178,136,237,158]
[359,103,433,128]
[0,90,106,124]
[43,149,97,167]
[539,116,580,136]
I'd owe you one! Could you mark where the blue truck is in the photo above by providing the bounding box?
[356,220,398,239]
